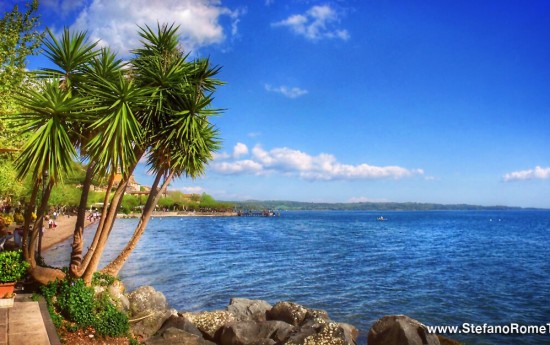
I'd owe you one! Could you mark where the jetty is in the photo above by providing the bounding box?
[236,209,280,217]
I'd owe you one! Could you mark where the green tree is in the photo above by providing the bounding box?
[11,23,223,285]
[0,0,44,203]
[100,23,222,278]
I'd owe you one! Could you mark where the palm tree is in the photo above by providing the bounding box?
[99,23,223,277]
[12,80,92,282]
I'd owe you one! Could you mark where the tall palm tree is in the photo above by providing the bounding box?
[99,23,223,277]
[12,80,92,282]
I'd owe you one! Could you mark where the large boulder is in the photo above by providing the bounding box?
[266,301,308,326]
[181,310,237,340]
[144,327,217,345]
[368,315,440,345]
[127,286,176,341]
[228,298,273,322]
[158,314,204,337]
[218,320,295,345]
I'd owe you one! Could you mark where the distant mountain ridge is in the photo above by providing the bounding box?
[230,200,543,211]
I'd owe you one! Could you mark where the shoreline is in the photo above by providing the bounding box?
[41,211,236,250]
[42,216,98,251]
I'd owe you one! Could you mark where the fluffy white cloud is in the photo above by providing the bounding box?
[211,144,423,181]
[272,5,350,41]
[233,142,249,158]
[67,0,242,55]
[265,84,308,99]
[503,166,550,182]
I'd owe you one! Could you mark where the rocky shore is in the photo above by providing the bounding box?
[116,285,461,345]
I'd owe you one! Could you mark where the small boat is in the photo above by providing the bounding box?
[377,216,387,221]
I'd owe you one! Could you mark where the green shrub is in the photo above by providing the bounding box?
[41,278,130,338]
[56,279,96,326]
[92,272,117,287]
[94,299,129,337]
[0,250,30,283]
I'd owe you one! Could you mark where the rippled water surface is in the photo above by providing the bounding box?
[45,210,550,344]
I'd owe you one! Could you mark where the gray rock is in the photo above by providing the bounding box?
[219,320,295,345]
[368,315,440,345]
[158,315,204,337]
[266,302,308,326]
[181,310,237,340]
[145,327,217,345]
[228,298,273,322]
[127,286,175,340]
[286,320,356,345]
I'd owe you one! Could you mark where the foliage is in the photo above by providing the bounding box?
[13,212,24,224]
[0,250,30,282]
[41,278,129,337]
[120,194,140,214]
[0,0,44,180]
[91,272,117,287]
[0,213,14,229]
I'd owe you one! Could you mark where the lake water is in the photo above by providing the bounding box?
[44,210,550,344]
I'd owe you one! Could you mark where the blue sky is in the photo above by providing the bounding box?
[5,0,550,207]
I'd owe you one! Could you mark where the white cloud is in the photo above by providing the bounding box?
[265,84,308,98]
[211,144,423,181]
[68,0,242,55]
[348,196,389,203]
[213,160,263,175]
[233,142,249,158]
[272,5,350,41]
[503,166,550,182]
[178,186,204,194]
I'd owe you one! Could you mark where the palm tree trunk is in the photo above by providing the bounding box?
[75,171,115,276]
[78,149,145,284]
[28,179,53,269]
[81,175,129,284]
[102,170,174,276]
[69,163,95,277]
[22,180,39,261]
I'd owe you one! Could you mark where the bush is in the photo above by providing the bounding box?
[0,213,14,229]
[13,212,24,224]
[0,250,30,283]
[56,279,96,326]
[42,278,130,338]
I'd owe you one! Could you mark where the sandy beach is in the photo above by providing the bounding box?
[42,216,97,251]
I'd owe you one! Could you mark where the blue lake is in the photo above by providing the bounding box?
[44,210,550,344]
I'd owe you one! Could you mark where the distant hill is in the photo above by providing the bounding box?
[229,200,538,211]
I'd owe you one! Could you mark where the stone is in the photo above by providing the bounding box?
[158,315,204,337]
[286,320,356,345]
[145,327,217,345]
[218,320,295,345]
[367,315,440,345]
[266,301,308,326]
[228,298,273,322]
[181,310,237,340]
[127,286,175,340]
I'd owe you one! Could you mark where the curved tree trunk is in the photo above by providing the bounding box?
[81,176,129,284]
[27,179,53,269]
[77,172,115,276]
[69,163,95,277]
[102,170,174,276]
[22,180,40,261]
